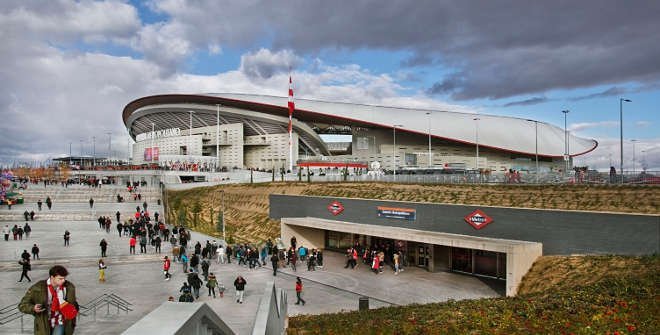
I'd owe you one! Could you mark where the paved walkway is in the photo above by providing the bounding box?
[0,185,502,334]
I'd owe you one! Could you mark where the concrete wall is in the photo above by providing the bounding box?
[252,282,287,335]
[270,194,659,255]
[507,242,543,296]
[281,223,325,251]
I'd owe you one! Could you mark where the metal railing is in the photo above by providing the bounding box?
[0,293,132,333]
[79,293,133,321]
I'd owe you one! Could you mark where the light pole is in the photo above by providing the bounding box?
[631,139,637,175]
[392,124,403,180]
[222,190,226,242]
[151,123,155,163]
[92,136,96,167]
[188,110,195,159]
[473,117,480,171]
[527,119,539,183]
[79,140,83,168]
[426,112,432,168]
[69,142,72,166]
[106,132,112,165]
[562,110,570,175]
[216,104,221,172]
[619,98,631,183]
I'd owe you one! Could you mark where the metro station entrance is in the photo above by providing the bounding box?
[451,247,506,279]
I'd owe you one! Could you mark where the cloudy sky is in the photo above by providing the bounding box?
[1,0,658,171]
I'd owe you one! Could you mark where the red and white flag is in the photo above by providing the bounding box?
[287,76,295,172]
[288,76,294,133]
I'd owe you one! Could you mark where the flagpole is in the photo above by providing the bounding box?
[288,76,295,173]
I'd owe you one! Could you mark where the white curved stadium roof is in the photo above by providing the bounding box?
[202,93,597,157]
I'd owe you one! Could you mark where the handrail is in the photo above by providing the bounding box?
[0,292,133,332]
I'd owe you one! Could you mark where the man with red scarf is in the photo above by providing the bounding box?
[18,265,79,335]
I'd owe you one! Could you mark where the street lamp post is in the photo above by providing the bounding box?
[79,140,83,168]
[527,120,539,183]
[188,110,195,161]
[216,104,221,172]
[619,98,631,183]
[92,136,96,167]
[222,190,226,242]
[631,139,637,175]
[151,123,155,164]
[473,117,480,171]
[106,132,112,165]
[562,110,570,175]
[426,112,432,168]
[69,142,72,166]
[392,124,403,180]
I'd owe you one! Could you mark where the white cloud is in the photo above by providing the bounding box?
[569,121,618,132]
[635,120,651,127]
[0,0,140,42]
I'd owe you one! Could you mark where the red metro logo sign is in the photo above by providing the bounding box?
[464,209,493,230]
[327,201,344,216]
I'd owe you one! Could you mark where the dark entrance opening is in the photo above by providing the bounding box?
[451,247,506,279]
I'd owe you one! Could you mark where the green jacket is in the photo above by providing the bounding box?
[18,280,78,335]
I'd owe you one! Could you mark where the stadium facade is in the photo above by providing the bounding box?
[122,93,597,172]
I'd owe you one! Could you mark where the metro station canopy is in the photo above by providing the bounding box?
[123,93,597,158]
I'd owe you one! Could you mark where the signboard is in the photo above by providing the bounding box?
[144,147,159,162]
[377,206,416,221]
[327,201,344,216]
[136,128,181,142]
[464,209,493,230]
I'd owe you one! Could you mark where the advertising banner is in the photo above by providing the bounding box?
[377,206,416,221]
[144,148,152,161]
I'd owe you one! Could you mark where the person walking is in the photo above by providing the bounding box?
[18,265,79,335]
[271,253,279,276]
[115,211,121,223]
[46,196,52,210]
[163,256,172,280]
[89,198,94,208]
[99,239,108,257]
[216,245,226,264]
[201,259,210,281]
[32,243,40,260]
[21,249,31,261]
[24,222,31,239]
[294,277,306,305]
[206,272,218,298]
[18,258,32,282]
[98,259,107,282]
[181,253,189,273]
[37,199,43,211]
[3,224,9,241]
[63,230,71,246]
[139,234,147,253]
[233,275,247,304]
[187,270,202,300]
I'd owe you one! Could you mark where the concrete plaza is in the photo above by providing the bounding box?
[0,185,502,334]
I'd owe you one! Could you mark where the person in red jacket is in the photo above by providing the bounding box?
[163,256,171,280]
[129,236,136,254]
[295,277,306,305]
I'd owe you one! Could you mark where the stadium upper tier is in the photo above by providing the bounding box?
[123,93,597,158]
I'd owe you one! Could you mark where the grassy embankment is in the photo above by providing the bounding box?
[165,182,658,243]
[288,255,659,334]
[166,183,659,334]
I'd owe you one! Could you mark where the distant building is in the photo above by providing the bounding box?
[122,93,597,172]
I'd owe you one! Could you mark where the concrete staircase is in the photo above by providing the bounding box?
[0,185,164,222]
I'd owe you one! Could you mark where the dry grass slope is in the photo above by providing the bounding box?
[166,182,659,243]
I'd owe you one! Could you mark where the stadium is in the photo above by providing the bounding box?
[122,93,598,173]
